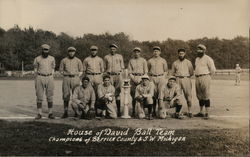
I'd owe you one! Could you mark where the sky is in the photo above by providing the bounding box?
[0,0,249,41]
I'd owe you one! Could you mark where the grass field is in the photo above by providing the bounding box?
[0,78,249,156]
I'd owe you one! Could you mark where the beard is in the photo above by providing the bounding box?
[68,55,75,59]
[178,56,185,61]
[42,52,49,58]
[197,52,204,58]
[91,54,97,57]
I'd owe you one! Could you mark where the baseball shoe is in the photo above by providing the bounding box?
[61,112,68,119]
[152,112,157,117]
[172,113,183,119]
[187,113,193,118]
[204,113,209,119]
[80,113,86,119]
[194,112,205,117]
[35,114,42,120]
[48,114,55,119]
[74,113,79,118]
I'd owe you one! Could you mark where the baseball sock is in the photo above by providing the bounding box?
[204,99,210,107]
[64,101,69,113]
[205,107,209,114]
[116,100,121,116]
[37,102,42,115]
[148,105,153,115]
[199,100,204,113]
[48,102,53,114]
[176,105,182,113]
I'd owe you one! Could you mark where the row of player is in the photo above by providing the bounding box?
[33,43,216,120]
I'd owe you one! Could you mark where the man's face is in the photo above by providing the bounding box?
[134,51,140,58]
[103,78,111,86]
[167,79,175,88]
[178,51,186,61]
[196,48,205,57]
[142,78,149,86]
[110,47,117,55]
[42,48,49,58]
[68,51,76,58]
[153,50,161,57]
[91,49,98,57]
[82,80,89,88]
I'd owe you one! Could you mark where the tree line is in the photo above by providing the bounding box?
[0,25,248,71]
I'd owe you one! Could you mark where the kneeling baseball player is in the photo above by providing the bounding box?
[135,74,155,120]
[71,77,96,119]
[96,75,117,119]
[158,76,183,119]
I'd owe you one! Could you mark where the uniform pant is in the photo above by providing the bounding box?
[62,76,80,101]
[235,73,241,84]
[86,74,103,91]
[35,75,54,103]
[71,101,90,115]
[158,99,181,119]
[149,75,166,97]
[96,99,117,118]
[195,75,211,100]
[110,74,122,99]
[135,97,153,119]
[176,77,192,107]
[130,75,142,98]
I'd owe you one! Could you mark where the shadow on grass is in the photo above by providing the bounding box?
[0,120,248,156]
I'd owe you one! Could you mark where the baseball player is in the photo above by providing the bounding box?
[235,64,242,86]
[148,46,168,117]
[83,45,104,91]
[96,75,117,119]
[134,74,154,120]
[194,44,216,119]
[33,44,55,119]
[158,76,183,119]
[172,48,194,118]
[71,77,96,119]
[59,47,83,118]
[104,44,125,117]
[128,47,148,117]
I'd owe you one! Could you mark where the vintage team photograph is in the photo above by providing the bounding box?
[0,0,249,156]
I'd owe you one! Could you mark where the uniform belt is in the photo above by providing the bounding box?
[195,74,209,77]
[107,72,121,75]
[176,76,190,78]
[37,73,52,76]
[64,74,77,77]
[86,72,102,75]
[132,73,144,76]
[149,74,164,77]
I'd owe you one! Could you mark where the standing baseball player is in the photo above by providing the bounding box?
[71,77,96,119]
[172,48,194,118]
[235,64,242,86]
[148,46,168,117]
[194,44,216,119]
[134,74,154,120]
[128,47,148,117]
[104,44,125,117]
[83,45,104,91]
[158,76,183,119]
[33,44,55,119]
[97,75,117,119]
[59,47,83,118]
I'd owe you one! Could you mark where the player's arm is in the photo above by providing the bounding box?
[78,59,83,77]
[72,87,82,105]
[163,59,168,77]
[120,55,125,71]
[188,61,194,76]
[142,83,154,98]
[144,59,148,74]
[90,88,96,109]
[171,62,176,76]
[51,57,56,75]
[208,58,216,75]
[33,58,38,75]
[82,59,87,77]
[59,59,65,75]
